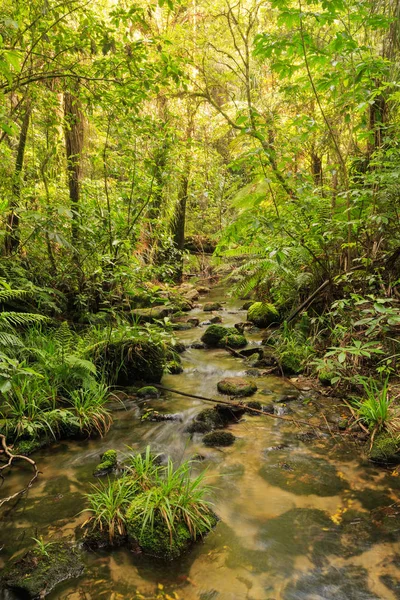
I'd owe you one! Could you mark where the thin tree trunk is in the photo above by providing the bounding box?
[4,102,31,255]
[63,87,84,244]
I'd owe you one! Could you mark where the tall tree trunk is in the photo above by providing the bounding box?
[4,102,31,255]
[171,168,190,282]
[63,87,84,243]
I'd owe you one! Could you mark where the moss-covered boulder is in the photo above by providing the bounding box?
[217,377,257,397]
[126,505,217,560]
[2,542,84,599]
[318,369,335,386]
[210,315,222,324]
[186,408,226,434]
[171,322,194,331]
[203,431,236,447]
[137,386,159,398]
[94,449,118,477]
[90,339,165,385]
[219,333,247,349]
[241,301,254,310]
[203,302,223,312]
[247,302,279,328]
[369,433,400,464]
[201,325,230,347]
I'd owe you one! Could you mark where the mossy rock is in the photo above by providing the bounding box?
[94,449,118,477]
[203,430,236,447]
[126,505,217,560]
[131,306,174,323]
[241,301,254,310]
[369,432,400,464]
[217,377,257,397]
[137,386,159,398]
[218,333,247,349]
[2,542,84,599]
[210,315,222,324]
[15,437,51,456]
[247,302,279,328]
[90,339,165,385]
[186,408,227,434]
[203,302,223,312]
[172,322,194,331]
[201,325,230,347]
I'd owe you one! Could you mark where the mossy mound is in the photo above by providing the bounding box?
[137,385,159,398]
[247,302,279,328]
[318,369,335,386]
[369,432,400,464]
[279,353,304,375]
[259,452,347,496]
[126,504,217,560]
[201,325,230,347]
[131,306,174,323]
[94,449,118,477]
[217,377,257,397]
[90,339,165,385]
[203,430,236,447]
[219,333,247,349]
[203,302,223,312]
[2,542,84,599]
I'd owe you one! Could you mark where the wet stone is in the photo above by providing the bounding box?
[259,452,348,496]
[203,302,223,312]
[137,386,159,398]
[283,565,380,600]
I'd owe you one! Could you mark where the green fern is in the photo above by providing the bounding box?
[55,321,73,362]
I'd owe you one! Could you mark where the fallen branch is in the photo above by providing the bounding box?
[0,435,40,507]
[154,384,325,429]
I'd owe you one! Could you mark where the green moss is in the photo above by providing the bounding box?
[94,449,118,477]
[126,509,192,560]
[203,430,236,447]
[318,369,334,386]
[131,306,173,323]
[219,333,247,349]
[247,302,279,328]
[137,386,159,398]
[2,542,84,599]
[279,353,304,375]
[217,377,257,397]
[201,325,230,347]
[203,302,223,312]
[369,432,400,464]
[15,437,50,456]
[90,339,165,385]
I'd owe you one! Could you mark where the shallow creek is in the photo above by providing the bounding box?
[1,286,400,599]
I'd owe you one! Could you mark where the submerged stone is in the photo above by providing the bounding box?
[283,565,380,600]
[2,542,84,599]
[93,449,118,477]
[137,386,159,398]
[203,430,236,447]
[247,302,279,328]
[217,377,257,397]
[259,452,347,496]
[186,407,227,434]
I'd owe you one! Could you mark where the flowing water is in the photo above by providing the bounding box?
[1,286,400,599]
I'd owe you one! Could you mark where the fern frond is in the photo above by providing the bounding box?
[0,289,29,303]
[0,332,23,347]
[0,313,48,326]
[65,355,97,376]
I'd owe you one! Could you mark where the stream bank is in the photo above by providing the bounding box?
[1,285,400,600]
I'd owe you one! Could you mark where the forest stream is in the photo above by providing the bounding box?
[1,285,400,600]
